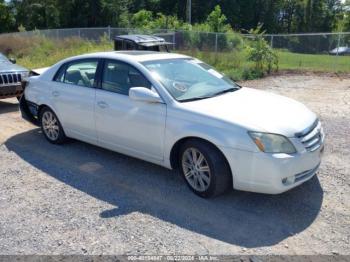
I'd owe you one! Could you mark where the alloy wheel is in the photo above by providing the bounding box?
[42,111,60,141]
[181,147,211,192]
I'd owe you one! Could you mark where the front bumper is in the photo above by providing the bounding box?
[0,84,23,99]
[220,144,324,194]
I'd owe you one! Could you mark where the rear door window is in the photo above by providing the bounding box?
[54,60,99,88]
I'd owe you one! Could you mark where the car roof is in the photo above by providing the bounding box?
[115,34,166,43]
[65,51,190,63]
[114,35,173,47]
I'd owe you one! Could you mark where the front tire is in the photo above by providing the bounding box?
[179,139,232,198]
[40,107,67,144]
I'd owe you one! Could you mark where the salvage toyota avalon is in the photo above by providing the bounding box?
[20,51,325,198]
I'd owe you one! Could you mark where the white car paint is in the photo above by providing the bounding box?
[24,51,324,194]
[31,67,50,75]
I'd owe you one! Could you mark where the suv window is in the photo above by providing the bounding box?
[125,41,134,50]
[101,60,151,95]
[55,60,98,88]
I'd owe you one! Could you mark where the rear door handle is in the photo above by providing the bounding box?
[52,91,60,97]
[97,101,108,109]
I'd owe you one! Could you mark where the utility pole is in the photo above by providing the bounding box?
[187,0,192,24]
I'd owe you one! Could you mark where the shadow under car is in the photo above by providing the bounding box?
[4,128,324,248]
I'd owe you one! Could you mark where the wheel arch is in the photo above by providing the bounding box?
[37,104,55,118]
[169,136,231,172]
[38,104,49,114]
[37,104,65,131]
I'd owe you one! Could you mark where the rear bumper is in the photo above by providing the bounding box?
[220,144,324,194]
[19,96,39,126]
[0,84,23,99]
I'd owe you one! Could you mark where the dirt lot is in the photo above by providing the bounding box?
[0,74,349,255]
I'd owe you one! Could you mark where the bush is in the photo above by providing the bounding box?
[131,9,191,31]
[245,25,278,74]
[0,35,112,69]
[0,34,45,57]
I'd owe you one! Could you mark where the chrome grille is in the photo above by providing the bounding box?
[0,73,22,86]
[296,119,324,152]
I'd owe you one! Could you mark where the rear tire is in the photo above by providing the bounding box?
[39,107,67,144]
[179,139,232,198]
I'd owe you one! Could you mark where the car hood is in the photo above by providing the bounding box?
[181,87,317,137]
[0,60,28,73]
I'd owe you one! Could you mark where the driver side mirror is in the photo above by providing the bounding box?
[9,58,16,64]
[129,87,163,103]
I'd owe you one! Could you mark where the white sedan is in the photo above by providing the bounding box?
[20,51,325,197]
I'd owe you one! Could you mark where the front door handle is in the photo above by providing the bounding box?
[52,91,60,97]
[97,101,108,109]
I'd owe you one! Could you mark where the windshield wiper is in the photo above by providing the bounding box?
[209,87,237,97]
[179,96,213,102]
[179,87,240,103]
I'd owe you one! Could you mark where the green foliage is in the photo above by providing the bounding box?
[277,50,350,72]
[206,5,231,33]
[18,24,26,32]
[179,5,243,52]
[246,25,278,75]
[102,0,131,27]
[131,9,191,30]
[131,10,153,28]
[0,0,347,34]
[1,34,349,82]
[0,35,112,69]
[0,0,15,33]
[1,0,349,82]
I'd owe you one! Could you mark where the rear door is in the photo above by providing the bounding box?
[50,59,100,144]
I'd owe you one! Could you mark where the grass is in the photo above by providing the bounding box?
[278,51,350,73]
[0,35,113,69]
[0,35,348,80]
[17,41,113,69]
[182,50,350,79]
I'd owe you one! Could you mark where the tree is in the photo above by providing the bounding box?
[0,0,15,33]
[131,9,153,28]
[102,0,131,27]
[0,0,347,34]
[345,0,350,31]
[246,24,278,75]
[206,5,231,33]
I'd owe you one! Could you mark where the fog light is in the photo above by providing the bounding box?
[282,176,295,185]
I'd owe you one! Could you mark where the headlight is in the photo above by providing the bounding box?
[248,132,296,154]
[21,71,29,79]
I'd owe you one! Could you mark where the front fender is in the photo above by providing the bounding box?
[163,113,258,168]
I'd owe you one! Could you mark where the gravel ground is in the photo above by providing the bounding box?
[0,74,349,255]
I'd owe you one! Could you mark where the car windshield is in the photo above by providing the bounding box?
[142,58,240,102]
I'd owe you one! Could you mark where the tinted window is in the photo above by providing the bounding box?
[125,41,134,50]
[101,60,151,95]
[115,40,123,50]
[55,60,98,88]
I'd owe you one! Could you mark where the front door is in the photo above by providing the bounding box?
[95,59,166,161]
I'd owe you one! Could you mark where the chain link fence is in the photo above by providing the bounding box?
[1,27,350,72]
